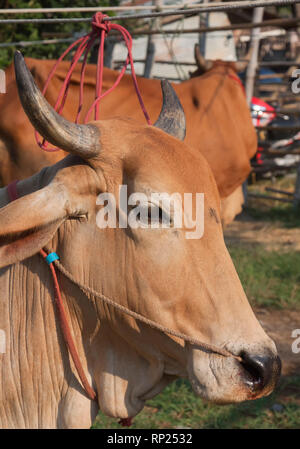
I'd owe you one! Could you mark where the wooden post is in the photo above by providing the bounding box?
[293,164,300,208]
[245,7,264,105]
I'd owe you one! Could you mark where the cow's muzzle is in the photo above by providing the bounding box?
[239,350,281,396]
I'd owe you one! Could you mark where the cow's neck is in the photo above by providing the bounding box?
[0,222,98,428]
[0,181,188,427]
[0,258,61,426]
[0,246,186,427]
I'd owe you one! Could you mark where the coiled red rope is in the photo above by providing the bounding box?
[29,11,155,427]
[35,12,152,152]
[7,182,133,427]
[7,181,97,400]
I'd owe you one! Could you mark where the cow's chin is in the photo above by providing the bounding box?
[187,346,277,404]
[97,369,173,420]
[97,341,279,419]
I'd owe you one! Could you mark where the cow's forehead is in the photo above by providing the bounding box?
[123,132,217,197]
[67,119,219,200]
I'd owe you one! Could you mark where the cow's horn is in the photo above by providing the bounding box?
[154,80,186,141]
[234,47,253,73]
[194,44,213,72]
[14,51,100,158]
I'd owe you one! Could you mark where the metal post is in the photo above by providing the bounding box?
[144,40,156,78]
[144,0,161,78]
[103,39,115,68]
[293,3,300,33]
[199,0,209,55]
[242,180,248,207]
[245,7,264,105]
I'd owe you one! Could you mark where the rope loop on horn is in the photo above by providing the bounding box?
[33,11,152,152]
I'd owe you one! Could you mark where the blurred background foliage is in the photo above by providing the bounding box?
[0,0,120,68]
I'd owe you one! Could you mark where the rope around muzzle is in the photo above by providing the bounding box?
[47,251,242,363]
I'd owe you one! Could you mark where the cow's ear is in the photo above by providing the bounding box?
[0,183,69,268]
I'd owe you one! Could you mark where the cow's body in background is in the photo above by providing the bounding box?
[0,57,256,225]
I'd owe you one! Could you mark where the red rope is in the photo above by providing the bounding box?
[228,71,246,95]
[6,181,133,426]
[6,182,96,400]
[18,13,150,424]
[40,248,132,427]
[35,12,152,152]
[39,248,97,401]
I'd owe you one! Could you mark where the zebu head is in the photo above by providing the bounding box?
[191,43,250,77]
[0,53,280,425]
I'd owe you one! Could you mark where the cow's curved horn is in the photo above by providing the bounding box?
[154,80,186,141]
[234,47,253,73]
[14,51,100,158]
[194,44,213,72]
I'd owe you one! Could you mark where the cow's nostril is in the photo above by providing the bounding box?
[239,351,281,392]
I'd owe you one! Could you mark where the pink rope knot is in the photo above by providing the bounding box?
[91,12,112,34]
[35,10,151,152]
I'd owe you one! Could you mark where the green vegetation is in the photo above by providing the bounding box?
[228,245,300,309]
[0,0,119,68]
[93,376,300,429]
[245,206,300,229]
[246,172,300,228]
[228,174,300,308]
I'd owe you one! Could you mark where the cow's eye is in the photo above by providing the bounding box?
[148,204,167,223]
[138,203,171,227]
[68,211,88,221]
[128,201,172,228]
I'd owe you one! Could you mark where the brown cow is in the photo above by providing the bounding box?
[0,53,256,225]
[0,53,280,428]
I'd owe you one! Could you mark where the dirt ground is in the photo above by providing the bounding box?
[225,213,300,252]
[224,213,300,377]
[254,308,300,376]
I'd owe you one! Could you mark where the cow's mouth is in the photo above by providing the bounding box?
[238,351,281,396]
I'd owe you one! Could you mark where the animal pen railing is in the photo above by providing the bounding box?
[1,0,300,206]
